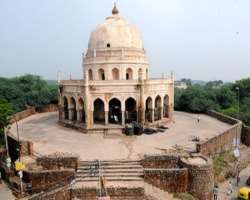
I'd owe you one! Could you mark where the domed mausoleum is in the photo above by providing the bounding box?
[58,5,174,133]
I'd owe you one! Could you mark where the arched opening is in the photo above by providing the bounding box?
[78,98,85,123]
[63,97,69,120]
[70,97,77,121]
[138,68,142,80]
[145,97,153,122]
[154,95,162,121]
[163,95,169,118]
[109,98,121,124]
[98,68,105,80]
[112,68,119,80]
[146,69,148,79]
[88,69,93,81]
[126,68,133,80]
[125,98,137,123]
[93,98,105,124]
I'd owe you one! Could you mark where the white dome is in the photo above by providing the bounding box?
[88,7,144,50]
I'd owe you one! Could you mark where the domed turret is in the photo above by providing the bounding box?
[87,4,144,50]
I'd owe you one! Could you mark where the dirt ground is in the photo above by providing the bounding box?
[9,111,231,160]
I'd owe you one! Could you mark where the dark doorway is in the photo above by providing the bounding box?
[154,95,162,121]
[145,97,153,122]
[63,97,69,120]
[109,98,121,124]
[125,98,137,123]
[93,98,105,124]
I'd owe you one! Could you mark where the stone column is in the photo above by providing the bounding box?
[160,107,163,120]
[105,111,109,125]
[140,108,145,124]
[122,111,125,126]
[77,109,82,122]
[88,110,93,128]
[152,109,155,123]
[68,108,73,121]
[59,106,64,121]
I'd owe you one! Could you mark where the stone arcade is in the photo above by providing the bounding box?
[58,5,174,133]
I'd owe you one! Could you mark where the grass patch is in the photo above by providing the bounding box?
[213,151,237,180]
[173,193,197,200]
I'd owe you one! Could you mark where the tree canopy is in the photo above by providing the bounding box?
[0,74,58,113]
[175,78,250,125]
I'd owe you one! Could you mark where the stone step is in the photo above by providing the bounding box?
[78,164,142,170]
[77,169,143,174]
[75,176,144,182]
[79,160,141,166]
[76,173,143,178]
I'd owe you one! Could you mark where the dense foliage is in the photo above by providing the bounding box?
[175,78,250,125]
[0,74,58,113]
[0,98,13,147]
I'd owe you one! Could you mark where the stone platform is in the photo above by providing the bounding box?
[9,111,231,160]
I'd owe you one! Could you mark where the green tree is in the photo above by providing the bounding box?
[0,98,13,147]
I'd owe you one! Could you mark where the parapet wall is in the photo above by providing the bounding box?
[23,169,75,193]
[72,187,151,200]
[241,125,250,146]
[144,168,188,193]
[36,154,78,171]
[141,154,180,168]
[196,110,242,157]
[10,106,36,123]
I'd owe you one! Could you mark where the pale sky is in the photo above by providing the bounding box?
[0,0,250,81]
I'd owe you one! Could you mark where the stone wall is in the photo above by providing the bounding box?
[36,154,78,171]
[144,168,188,193]
[241,125,250,146]
[196,111,242,157]
[10,106,36,123]
[23,169,75,193]
[36,104,58,113]
[141,154,180,168]
[7,135,33,161]
[72,187,152,200]
[179,155,214,200]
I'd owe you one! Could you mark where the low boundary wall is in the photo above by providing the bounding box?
[196,110,242,157]
[241,125,250,146]
[144,168,188,193]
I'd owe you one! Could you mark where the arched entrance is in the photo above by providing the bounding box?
[125,97,137,123]
[112,68,119,80]
[126,68,133,80]
[63,97,69,120]
[163,95,169,118]
[93,98,105,124]
[78,98,85,123]
[109,98,121,124]
[145,97,153,122]
[70,97,77,121]
[154,95,162,121]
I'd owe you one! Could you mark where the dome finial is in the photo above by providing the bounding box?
[112,2,119,15]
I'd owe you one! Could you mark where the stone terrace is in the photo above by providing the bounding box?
[9,111,231,160]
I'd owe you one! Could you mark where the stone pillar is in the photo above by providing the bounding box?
[77,109,82,122]
[152,109,155,123]
[68,109,73,121]
[59,106,64,121]
[88,110,93,128]
[140,108,145,124]
[122,111,125,126]
[105,111,109,125]
[160,107,163,120]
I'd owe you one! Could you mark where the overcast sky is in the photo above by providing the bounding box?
[0,0,249,81]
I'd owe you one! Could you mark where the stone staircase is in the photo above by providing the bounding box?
[73,160,144,188]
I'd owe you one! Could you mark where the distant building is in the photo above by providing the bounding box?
[174,81,188,89]
[58,5,174,133]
